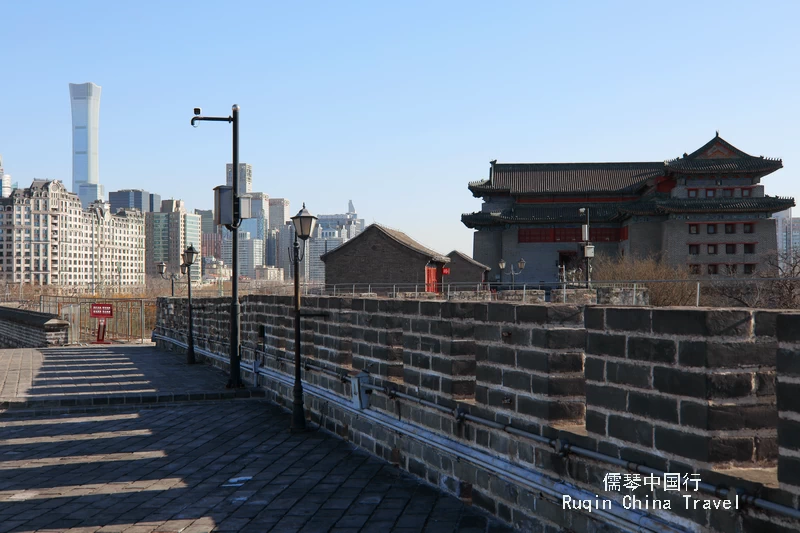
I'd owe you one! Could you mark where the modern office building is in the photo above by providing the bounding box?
[463,135,795,282]
[775,209,793,260]
[69,82,104,208]
[226,163,252,194]
[194,209,215,235]
[109,189,161,214]
[268,198,291,231]
[0,180,145,290]
[145,199,201,283]
[308,225,348,284]
[222,231,263,278]
[0,155,10,198]
[240,192,269,263]
[317,200,365,239]
[304,201,365,284]
[202,232,222,261]
[278,221,309,281]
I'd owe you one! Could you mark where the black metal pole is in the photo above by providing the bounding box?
[291,237,306,432]
[171,276,175,297]
[585,209,590,289]
[228,105,242,388]
[187,267,195,364]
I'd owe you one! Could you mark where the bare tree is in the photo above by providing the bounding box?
[592,253,697,307]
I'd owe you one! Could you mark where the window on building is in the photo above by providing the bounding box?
[708,264,718,275]
[688,189,698,198]
[726,264,738,275]
[689,245,699,255]
[723,189,734,198]
[744,243,755,254]
[744,264,755,274]
[725,224,736,234]
[706,189,716,198]
[708,245,717,255]
[689,264,700,275]
[726,244,736,254]
[689,224,698,234]
[743,223,754,234]
[707,224,717,234]
[742,188,752,197]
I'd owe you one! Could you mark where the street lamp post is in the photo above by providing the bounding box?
[157,262,182,297]
[182,245,198,365]
[191,105,243,388]
[498,258,526,289]
[579,208,592,288]
[289,203,317,433]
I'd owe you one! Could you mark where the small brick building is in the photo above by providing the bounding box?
[463,134,795,283]
[321,224,449,292]
[445,250,490,285]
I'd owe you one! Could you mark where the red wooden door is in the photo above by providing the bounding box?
[425,266,438,292]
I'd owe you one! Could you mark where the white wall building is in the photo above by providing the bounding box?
[0,180,145,291]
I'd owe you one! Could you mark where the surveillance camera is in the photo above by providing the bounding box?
[193,107,202,116]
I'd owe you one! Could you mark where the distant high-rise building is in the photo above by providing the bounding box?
[194,209,215,236]
[308,225,347,284]
[305,202,365,284]
[226,163,252,194]
[69,82,104,208]
[268,198,290,230]
[109,189,161,214]
[145,199,201,283]
[278,222,309,281]
[240,192,269,264]
[775,209,793,260]
[791,218,800,255]
[0,155,9,198]
[222,231,264,278]
[316,200,365,239]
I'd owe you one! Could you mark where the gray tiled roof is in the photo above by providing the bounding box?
[469,163,664,195]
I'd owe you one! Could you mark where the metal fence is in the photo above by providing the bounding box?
[39,296,158,344]
[299,277,800,308]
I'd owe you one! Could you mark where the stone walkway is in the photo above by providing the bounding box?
[0,346,514,533]
[0,345,228,401]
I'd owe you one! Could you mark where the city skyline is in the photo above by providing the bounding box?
[2,2,799,255]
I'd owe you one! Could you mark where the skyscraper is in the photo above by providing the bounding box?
[316,200,365,239]
[69,82,104,208]
[226,163,252,194]
[145,199,201,283]
[109,189,161,214]
[194,209,215,235]
[268,198,290,230]
[0,155,9,198]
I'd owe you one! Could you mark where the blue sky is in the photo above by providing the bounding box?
[2,1,799,255]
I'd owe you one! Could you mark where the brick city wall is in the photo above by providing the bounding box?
[0,307,69,348]
[154,296,800,533]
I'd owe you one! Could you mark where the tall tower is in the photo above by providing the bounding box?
[69,82,103,207]
[226,163,252,193]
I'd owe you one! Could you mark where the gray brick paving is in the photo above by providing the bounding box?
[0,345,228,402]
[0,346,514,532]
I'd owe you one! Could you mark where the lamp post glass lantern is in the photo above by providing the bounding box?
[289,203,317,433]
[498,257,525,289]
[157,261,181,297]
[183,244,197,365]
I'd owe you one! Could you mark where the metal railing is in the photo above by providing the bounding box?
[39,295,157,344]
